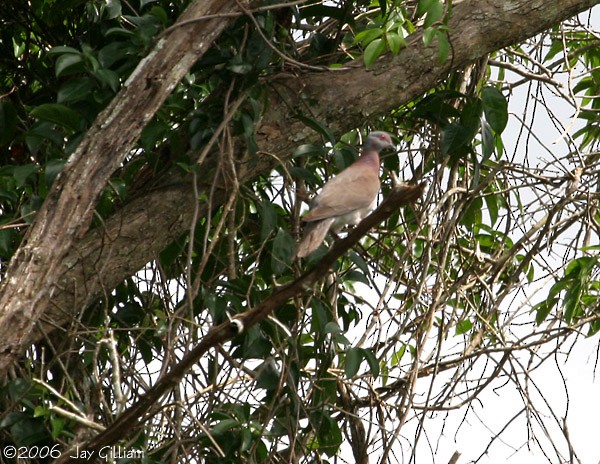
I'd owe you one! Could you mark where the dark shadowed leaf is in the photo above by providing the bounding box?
[57,77,95,103]
[55,52,85,77]
[441,122,471,155]
[0,100,17,145]
[482,86,508,134]
[30,104,84,132]
[345,347,362,378]
[271,228,294,275]
[361,348,380,378]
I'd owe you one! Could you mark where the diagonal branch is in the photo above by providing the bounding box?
[56,181,425,462]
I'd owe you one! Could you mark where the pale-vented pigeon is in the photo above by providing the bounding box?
[295,131,395,258]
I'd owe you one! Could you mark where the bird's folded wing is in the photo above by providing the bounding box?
[303,170,379,222]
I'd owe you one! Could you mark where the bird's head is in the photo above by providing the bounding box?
[365,131,396,152]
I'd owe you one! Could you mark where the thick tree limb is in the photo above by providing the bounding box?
[1,0,599,374]
[0,0,247,376]
[55,181,425,463]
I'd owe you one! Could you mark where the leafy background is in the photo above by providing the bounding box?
[1,0,600,462]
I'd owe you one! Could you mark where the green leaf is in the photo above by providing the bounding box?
[294,115,335,144]
[0,100,17,146]
[227,57,253,75]
[386,32,406,55]
[57,77,95,103]
[348,251,370,276]
[354,28,383,46]
[24,121,64,152]
[423,27,436,47]
[308,410,343,455]
[271,228,293,275]
[565,256,596,277]
[260,201,277,241]
[12,164,38,187]
[563,281,582,324]
[289,166,320,186]
[55,52,84,77]
[461,97,483,135]
[413,90,462,122]
[363,38,386,68]
[484,192,501,225]
[461,196,483,227]
[30,103,84,132]
[581,245,600,253]
[333,146,356,170]
[293,143,328,158]
[0,411,23,429]
[423,0,444,28]
[98,41,132,68]
[481,119,495,159]
[535,297,557,324]
[391,345,406,366]
[240,326,272,358]
[482,87,508,134]
[589,318,600,336]
[44,159,65,188]
[323,321,343,334]
[317,413,343,456]
[345,269,370,285]
[10,418,48,446]
[105,26,137,39]
[547,278,572,301]
[0,228,13,257]
[544,39,564,62]
[239,428,253,452]
[47,45,81,56]
[212,418,238,436]
[50,417,64,440]
[361,348,380,378]
[455,319,473,335]
[299,4,346,20]
[33,405,47,418]
[441,122,471,155]
[159,238,184,276]
[140,119,168,150]
[256,361,280,391]
[572,76,593,94]
[333,331,351,346]
[345,347,362,378]
[436,29,450,63]
[93,68,120,92]
[417,0,436,16]
[105,0,122,19]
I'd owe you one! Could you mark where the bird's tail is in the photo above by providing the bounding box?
[295,218,335,259]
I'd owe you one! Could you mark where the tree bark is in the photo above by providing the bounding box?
[0,0,246,376]
[0,0,598,376]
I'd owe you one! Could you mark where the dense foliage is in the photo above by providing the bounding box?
[1,0,600,462]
